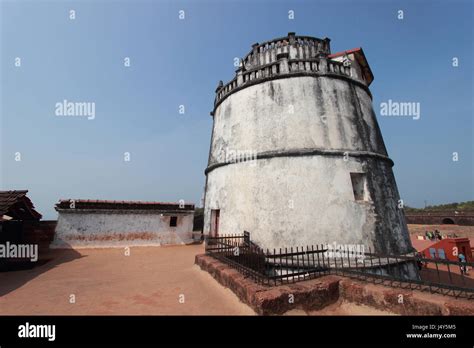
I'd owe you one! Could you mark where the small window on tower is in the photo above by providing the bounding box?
[170,216,178,227]
[350,173,369,201]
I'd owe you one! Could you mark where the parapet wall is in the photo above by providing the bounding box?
[52,210,194,248]
[406,212,474,226]
[214,54,367,111]
[212,33,370,111]
[242,33,331,71]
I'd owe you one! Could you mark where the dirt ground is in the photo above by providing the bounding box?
[1,224,471,315]
[0,244,397,315]
[0,244,255,315]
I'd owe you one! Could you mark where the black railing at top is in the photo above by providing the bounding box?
[205,233,474,300]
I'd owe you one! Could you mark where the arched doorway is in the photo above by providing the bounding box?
[442,218,455,225]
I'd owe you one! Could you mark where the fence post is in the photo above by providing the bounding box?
[311,245,321,274]
[446,261,454,295]
[266,249,269,286]
[377,254,383,285]
[340,248,344,277]
[273,249,277,286]
[347,247,351,271]
[386,255,392,287]
[290,247,294,282]
[368,247,374,284]
[361,249,366,281]
[279,248,283,284]
[301,246,305,280]
[296,247,300,282]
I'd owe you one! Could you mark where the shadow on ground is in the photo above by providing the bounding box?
[0,245,83,297]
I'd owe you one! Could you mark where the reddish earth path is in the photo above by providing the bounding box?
[0,244,255,315]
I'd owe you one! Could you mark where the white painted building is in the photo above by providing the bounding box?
[203,33,413,254]
[52,199,195,248]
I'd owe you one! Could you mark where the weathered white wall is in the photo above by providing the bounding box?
[209,76,387,166]
[204,75,412,254]
[52,211,194,248]
[204,156,410,253]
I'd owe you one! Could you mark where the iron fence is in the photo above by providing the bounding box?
[205,232,330,285]
[205,233,474,299]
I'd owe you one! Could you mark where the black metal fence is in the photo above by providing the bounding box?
[205,232,330,285]
[205,233,474,299]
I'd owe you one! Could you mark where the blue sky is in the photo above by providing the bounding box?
[1,0,472,219]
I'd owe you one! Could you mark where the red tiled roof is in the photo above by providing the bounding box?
[0,190,42,220]
[328,47,363,58]
[328,47,374,86]
[55,199,195,211]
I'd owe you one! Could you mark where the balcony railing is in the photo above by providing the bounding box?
[214,56,361,108]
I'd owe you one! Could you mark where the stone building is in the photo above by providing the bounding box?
[52,199,195,248]
[0,190,56,268]
[203,33,413,254]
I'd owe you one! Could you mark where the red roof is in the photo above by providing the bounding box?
[328,47,374,86]
[328,47,363,58]
[55,199,195,212]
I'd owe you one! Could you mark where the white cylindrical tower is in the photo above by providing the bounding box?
[204,33,413,254]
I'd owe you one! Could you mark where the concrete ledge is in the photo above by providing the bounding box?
[195,254,474,315]
[205,147,394,175]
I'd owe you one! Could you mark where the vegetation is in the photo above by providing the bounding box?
[405,201,474,212]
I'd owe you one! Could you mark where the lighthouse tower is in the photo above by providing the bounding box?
[203,33,412,254]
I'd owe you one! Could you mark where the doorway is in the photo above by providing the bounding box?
[210,209,220,237]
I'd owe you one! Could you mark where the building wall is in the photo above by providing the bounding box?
[406,213,474,226]
[204,155,411,254]
[23,220,57,250]
[52,210,194,248]
[209,77,387,165]
[205,75,412,254]
[420,238,473,262]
